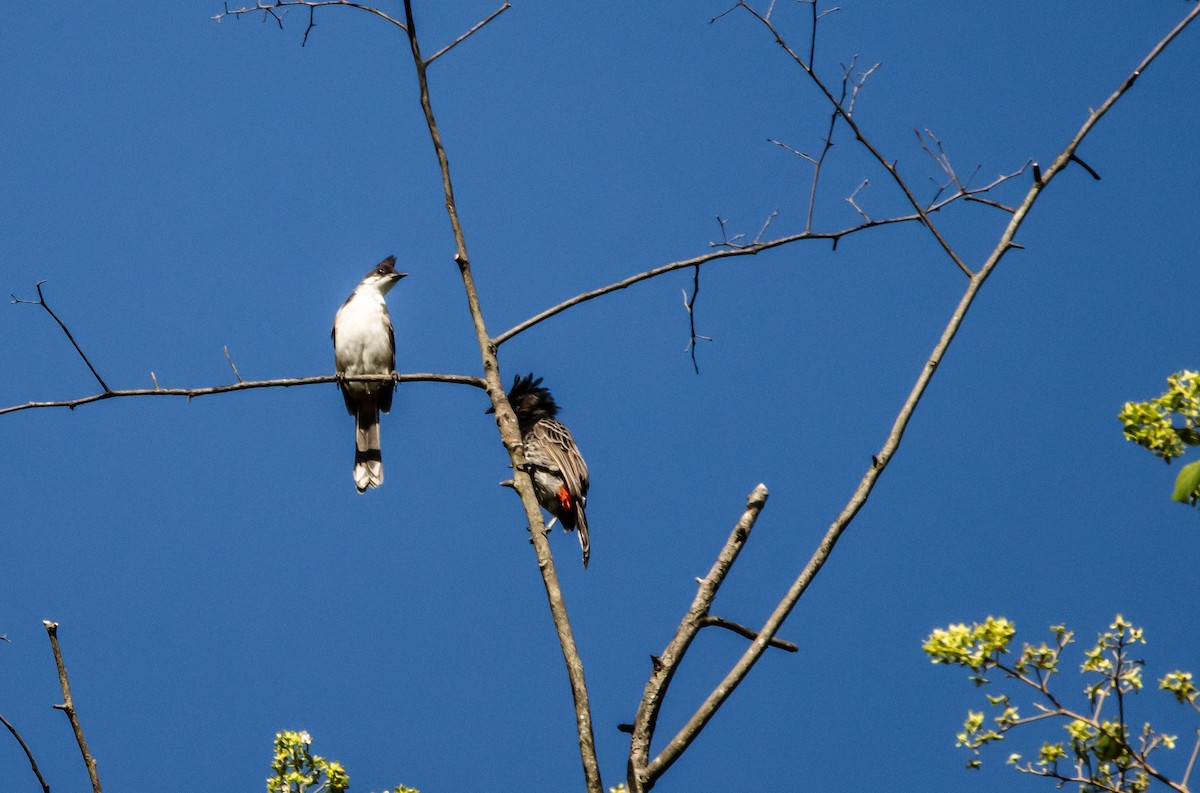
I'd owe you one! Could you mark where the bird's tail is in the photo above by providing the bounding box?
[354,405,384,492]
[574,501,590,569]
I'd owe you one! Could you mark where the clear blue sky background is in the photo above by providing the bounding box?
[2,2,1198,791]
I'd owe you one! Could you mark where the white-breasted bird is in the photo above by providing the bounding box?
[332,255,406,492]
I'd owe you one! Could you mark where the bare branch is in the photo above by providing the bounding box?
[13,281,110,392]
[753,209,779,244]
[628,485,769,792]
[493,214,940,346]
[400,2,601,789]
[767,137,816,164]
[845,178,871,221]
[302,4,316,45]
[711,214,745,248]
[213,0,406,35]
[1069,152,1101,181]
[737,2,974,277]
[700,615,798,652]
[709,3,741,25]
[424,2,510,66]
[681,265,712,374]
[44,621,102,793]
[0,372,485,416]
[495,152,1027,349]
[1184,728,1200,789]
[846,59,879,115]
[223,346,244,383]
[804,97,842,231]
[0,712,51,793]
[633,5,1200,786]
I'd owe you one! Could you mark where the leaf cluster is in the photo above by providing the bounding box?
[267,730,418,793]
[1120,370,1200,506]
[924,616,1200,792]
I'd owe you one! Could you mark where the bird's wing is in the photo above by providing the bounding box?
[531,419,589,501]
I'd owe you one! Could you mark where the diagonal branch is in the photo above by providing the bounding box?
[0,712,51,793]
[13,282,110,392]
[733,2,974,277]
[44,621,102,793]
[424,2,510,66]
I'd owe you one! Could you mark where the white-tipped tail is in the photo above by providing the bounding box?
[354,407,383,492]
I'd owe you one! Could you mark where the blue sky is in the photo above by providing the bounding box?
[2,2,1199,791]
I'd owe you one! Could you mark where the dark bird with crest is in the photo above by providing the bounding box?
[493,373,591,568]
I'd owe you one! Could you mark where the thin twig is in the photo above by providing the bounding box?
[681,265,712,374]
[0,372,486,416]
[805,101,841,231]
[223,346,244,383]
[494,158,1027,348]
[424,2,510,66]
[494,216,914,346]
[44,621,102,793]
[768,137,816,163]
[846,178,871,221]
[700,615,798,652]
[12,282,110,392]
[753,210,779,243]
[302,4,316,45]
[0,712,51,793]
[213,0,406,34]
[1183,728,1200,789]
[1069,152,1101,180]
[734,2,974,277]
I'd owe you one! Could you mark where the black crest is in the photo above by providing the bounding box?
[506,373,560,427]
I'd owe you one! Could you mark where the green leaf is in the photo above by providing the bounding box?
[1171,460,1200,503]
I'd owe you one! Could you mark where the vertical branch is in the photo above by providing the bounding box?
[399,3,601,791]
[44,621,102,793]
[681,265,711,374]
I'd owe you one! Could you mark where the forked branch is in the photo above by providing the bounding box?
[629,485,769,790]
[729,1,973,277]
[627,4,1200,790]
[13,282,109,392]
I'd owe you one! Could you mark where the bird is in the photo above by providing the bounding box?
[332,255,406,492]
[492,373,591,568]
